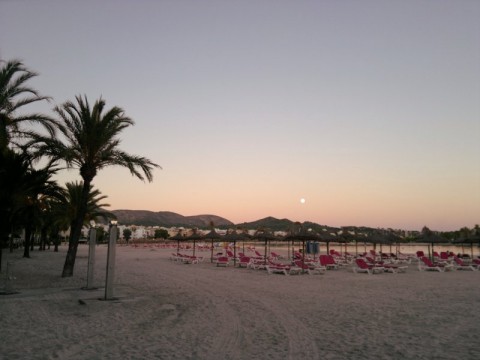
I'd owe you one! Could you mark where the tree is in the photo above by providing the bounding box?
[4,160,62,258]
[154,228,169,239]
[123,228,132,244]
[33,95,160,277]
[0,149,29,269]
[50,181,115,236]
[96,226,106,244]
[0,59,56,151]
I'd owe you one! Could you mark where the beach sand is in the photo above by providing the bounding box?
[1,245,479,360]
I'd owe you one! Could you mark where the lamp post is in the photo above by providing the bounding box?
[85,220,96,290]
[105,220,118,300]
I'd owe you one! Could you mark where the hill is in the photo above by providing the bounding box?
[235,216,295,231]
[236,217,340,232]
[111,210,234,228]
[110,211,382,234]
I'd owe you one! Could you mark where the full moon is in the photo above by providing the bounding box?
[300,198,306,204]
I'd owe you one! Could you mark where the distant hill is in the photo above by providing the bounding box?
[111,210,234,228]
[235,217,296,231]
[236,217,339,232]
[110,210,384,234]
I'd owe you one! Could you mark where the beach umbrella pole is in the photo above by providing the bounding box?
[210,239,214,263]
[264,240,267,262]
[234,240,237,266]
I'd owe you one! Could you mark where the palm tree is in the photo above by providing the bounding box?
[0,149,29,270]
[51,181,115,240]
[32,95,160,277]
[0,59,56,151]
[16,167,63,258]
[0,148,62,259]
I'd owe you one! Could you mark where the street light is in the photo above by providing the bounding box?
[105,220,118,300]
[85,220,97,290]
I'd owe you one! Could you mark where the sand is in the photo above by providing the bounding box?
[1,244,479,360]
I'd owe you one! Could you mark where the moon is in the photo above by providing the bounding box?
[300,198,306,204]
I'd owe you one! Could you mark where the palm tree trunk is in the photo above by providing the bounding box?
[0,118,9,151]
[40,227,47,251]
[23,225,32,258]
[62,180,91,277]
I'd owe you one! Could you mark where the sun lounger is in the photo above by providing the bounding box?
[416,251,425,258]
[381,263,408,273]
[265,260,301,275]
[226,250,235,258]
[266,265,289,275]
[293,260,325,275]
[418,256,453,272]
[440,252,452,262]
[270,251,284,260]
[238,256,252,268]
[294,251,302,259]
[266,262,293,275]
[177,253,201,264]
[319,255,339,270]
[453,256,478,271]
[215,256,230,267]
[254,250,265,259]
[353,258,384,274]
[365,256,384,266]
[248,258,267,270]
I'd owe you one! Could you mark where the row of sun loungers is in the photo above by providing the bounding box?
[214,251,327,275]
[353,258,408,274]
[417,255,479,272]
[171,247,479,275]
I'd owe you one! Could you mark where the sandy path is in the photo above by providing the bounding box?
[1,245,479,359]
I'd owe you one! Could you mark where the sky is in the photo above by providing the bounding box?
[1,0,479,231]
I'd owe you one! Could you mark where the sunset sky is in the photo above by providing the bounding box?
[1,1,479,231]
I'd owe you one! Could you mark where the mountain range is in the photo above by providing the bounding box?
[111,210,234,228]
[110,210,377,233]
